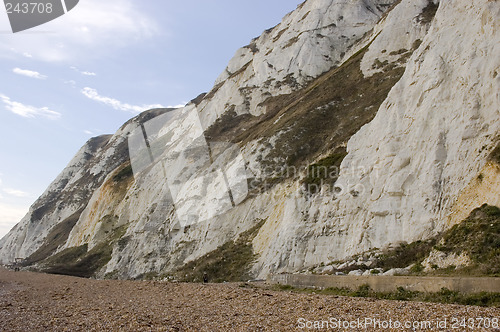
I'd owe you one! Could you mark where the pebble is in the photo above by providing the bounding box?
[0,268,498,331]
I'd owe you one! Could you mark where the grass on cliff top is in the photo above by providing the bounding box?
[174,220,265,283]
[273,284,500,307]
[369,204,500,276]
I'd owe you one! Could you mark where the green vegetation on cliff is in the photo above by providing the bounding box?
[175,220,265,283]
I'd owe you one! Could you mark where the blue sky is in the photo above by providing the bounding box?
[0,0,304,238]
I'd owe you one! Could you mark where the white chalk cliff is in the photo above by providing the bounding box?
[0,0,498,280]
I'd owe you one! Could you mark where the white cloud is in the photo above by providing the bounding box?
[64,79,77,87]
[23,52,33,58]
[3,188,29,198]
[169,103,187,108]
[84,130,94,135]
[71,66,96,76]
[0,0,159,62]
[13,67,47,80]
[81,87,165,114]
[0,94,61,120]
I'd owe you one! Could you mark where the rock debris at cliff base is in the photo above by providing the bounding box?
[1,268,499,331]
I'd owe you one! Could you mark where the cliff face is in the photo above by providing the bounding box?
[1,0,498,280]
[0,109,170,265]
[0,134,116,264]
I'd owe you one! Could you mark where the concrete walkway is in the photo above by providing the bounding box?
[269,274,500,294]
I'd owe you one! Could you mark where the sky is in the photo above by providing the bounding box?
[0,0,304,239]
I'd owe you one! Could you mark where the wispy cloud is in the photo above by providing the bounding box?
[84,130,94,135]
[81,87,165,114]
[3,188,30,198]
[64,80,77,87]
[13,68,47,80]
[0,176,30,198]
[170,103,187,108]
[0,0,159,62]
[0,94,61,120]
[71,66,97,76]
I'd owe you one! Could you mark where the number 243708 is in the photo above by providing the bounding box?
[5,2,53,14]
